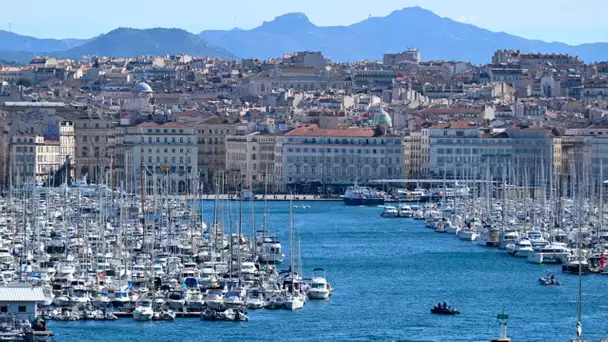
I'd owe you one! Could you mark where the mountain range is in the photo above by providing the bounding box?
[0,28,234,64]
[2,7,608,65]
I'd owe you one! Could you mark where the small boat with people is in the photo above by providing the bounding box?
[431,302,460,315]
[538,272,560,286]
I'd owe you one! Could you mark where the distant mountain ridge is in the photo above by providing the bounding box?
[2,7,608,65]
[0,30,89,53]
[200,7,608,64]
[62,28,235,60]
[0,28,234,64]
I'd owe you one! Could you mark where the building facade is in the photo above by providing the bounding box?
[114,122,198,194]
[282,125,405,193]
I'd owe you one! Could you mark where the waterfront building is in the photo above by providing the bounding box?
[404,131,427,179]
[225,132,283,192]
[194,117,238,188]
[0,285,46,321]
[282,124,405,193]
[10,134,60,186]
[114,122,198,194]
[72,114,116,184]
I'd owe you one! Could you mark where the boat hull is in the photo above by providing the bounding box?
[343,197,385,206]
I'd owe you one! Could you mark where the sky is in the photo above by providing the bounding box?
[2,0,608,45]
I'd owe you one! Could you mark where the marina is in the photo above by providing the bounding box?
[0,193,600,341]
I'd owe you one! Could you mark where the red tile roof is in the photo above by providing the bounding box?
[285,124,375,137]
[417,108,482,115]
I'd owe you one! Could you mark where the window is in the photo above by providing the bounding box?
[0,306,6,313]
[18,306,26,313]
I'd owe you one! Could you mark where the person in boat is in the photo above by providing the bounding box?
[436,302,442,310]
[443,302,447,310]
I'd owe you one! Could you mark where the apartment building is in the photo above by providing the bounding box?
[194,117,237,189]
[282,124,405,193]
[73,115,116,184]
[10,135,60,186]
[225,132,283,192]
[114,122,198,194]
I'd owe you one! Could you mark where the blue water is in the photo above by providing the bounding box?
[50,201,608,341]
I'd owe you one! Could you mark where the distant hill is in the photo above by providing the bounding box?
[0,30,88,52]
[0,51,37,65]
[60,28,235,60]
[200,7,608,64]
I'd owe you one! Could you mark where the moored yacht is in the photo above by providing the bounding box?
[458,228,478,241]
[527,244,570,264]
[307,268,333,300]
[380,206,399,218]
[476,226,501,247]
[499,230,520,249]
[506,240,534,258]
[133,299,154,321]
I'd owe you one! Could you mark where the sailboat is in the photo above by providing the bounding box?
[282,201,305,311]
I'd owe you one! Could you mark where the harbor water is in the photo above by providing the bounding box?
[49,201,607,341]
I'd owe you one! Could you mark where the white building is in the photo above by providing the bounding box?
[282,124,405,192]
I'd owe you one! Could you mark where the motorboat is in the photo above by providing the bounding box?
[506,240,534,258]
[307,268,333,300]
[133,299,154,321]
[245,290,265,310]
[431,304,460,315]
[527,244,570,264]
[476,226,501,247]
[91,292,111,308]
[342,185,385,206]
[256,234,285,264]
[110,290,131,310]
[397,205,414,218]
[224,291,245,309]
[561,254,590,274]
[167,290,186,311]
[457,229,478,241]
[539,272,560,286]
[185,287,205,312]
[380,206,399,218]
[224,307,249,322]
[439,219,459,235]
[205,290,224,310]
[499,230,520,249]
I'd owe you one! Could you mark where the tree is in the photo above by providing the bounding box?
[16,78,32,87]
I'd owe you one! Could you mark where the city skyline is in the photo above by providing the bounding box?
[2,0,608,45]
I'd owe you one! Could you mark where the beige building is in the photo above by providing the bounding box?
[59,121,75,175]
[282,124,405,193]
[10,135,60,186]
[73,115,116,184]
[404,131,426,179]
[114,122,198,194]
[194,117,237,189]
[225,132,283,192]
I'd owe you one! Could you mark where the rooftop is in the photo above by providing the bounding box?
[285,124,375,137]
[0,285,46,302]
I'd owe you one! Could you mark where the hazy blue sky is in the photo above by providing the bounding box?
[3,0,607,44]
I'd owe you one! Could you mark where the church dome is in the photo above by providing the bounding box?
[132,82,153,93]
[371,107,392,127]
